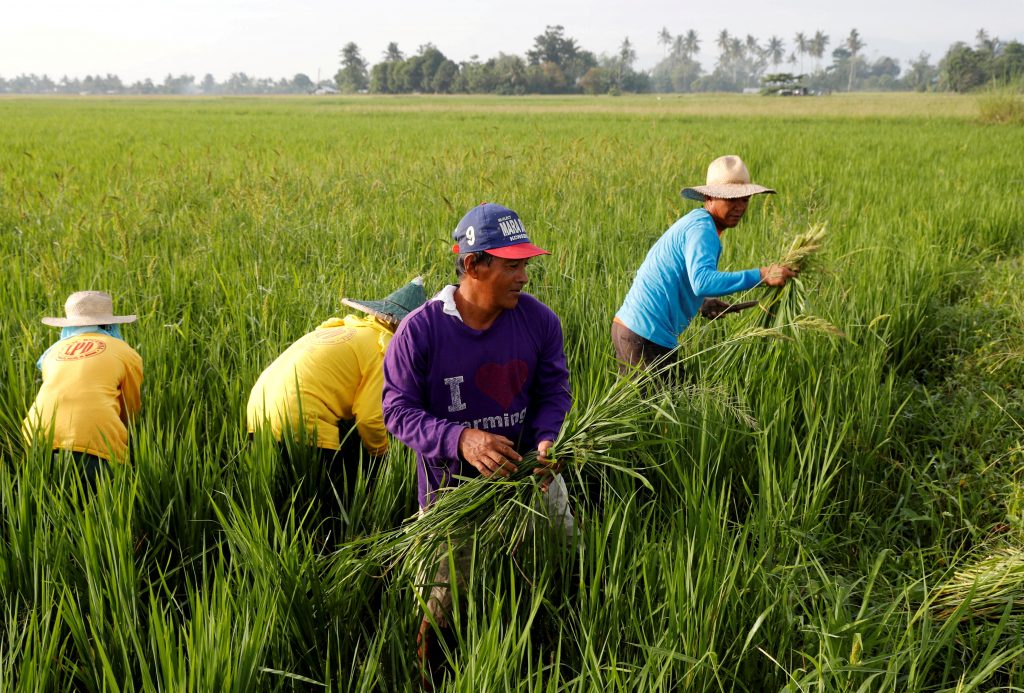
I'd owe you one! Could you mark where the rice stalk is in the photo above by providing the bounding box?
[758,225,844,338]
[930,545,1024,622]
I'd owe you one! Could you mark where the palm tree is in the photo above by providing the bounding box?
[810,31,829,73]
[793,32,808,74]
[845,28,864,91]
[729,37,744,84]
[718,30,732,53]
[658,27,673,56]
[766,36,785,68]
[672,34,686,61]
[683,29,700,60]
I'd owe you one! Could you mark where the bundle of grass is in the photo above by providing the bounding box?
[758,224,844,338]
[332,362,755,586]
[930,544,1024,622]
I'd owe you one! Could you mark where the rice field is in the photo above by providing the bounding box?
[1,93,1023,691]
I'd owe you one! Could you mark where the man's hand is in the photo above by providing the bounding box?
[700,298,731,319]
[701,298,760,319]
[458,428,521,478]
[534,439,561,490]
[759,264,798,287]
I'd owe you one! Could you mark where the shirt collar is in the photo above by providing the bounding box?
[431,285,463,323]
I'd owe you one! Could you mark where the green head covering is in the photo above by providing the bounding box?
[342,277,426,326]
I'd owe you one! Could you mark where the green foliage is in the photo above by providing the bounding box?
[0,95,1022,690]
[335,42,369,93]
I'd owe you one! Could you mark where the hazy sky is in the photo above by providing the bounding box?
[3,0,1022,82]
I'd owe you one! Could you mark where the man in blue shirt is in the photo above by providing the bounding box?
[613,155,797,371]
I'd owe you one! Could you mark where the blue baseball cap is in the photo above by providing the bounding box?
[451,203,549,260]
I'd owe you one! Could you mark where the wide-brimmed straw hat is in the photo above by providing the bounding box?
[342,277,427,326]
[41,291,137,327]
[681,155,776,201]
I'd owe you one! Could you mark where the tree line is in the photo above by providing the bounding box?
[3,26,1021,96]
[0,72,331,96]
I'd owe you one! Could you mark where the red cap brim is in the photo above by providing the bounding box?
[486,243,550,259]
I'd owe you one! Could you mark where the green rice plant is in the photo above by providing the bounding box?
[2,95,1024,689]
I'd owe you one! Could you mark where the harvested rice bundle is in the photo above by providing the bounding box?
[759,224,844,337]
[930,545,1024,622]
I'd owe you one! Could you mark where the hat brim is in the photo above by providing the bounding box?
[341,298,407,325]
[41,315,137,327]
[681,184,776,202]
[486,243,550,260]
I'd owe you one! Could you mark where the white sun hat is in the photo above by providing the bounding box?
[681,155,777,201]
[41,291,137,327]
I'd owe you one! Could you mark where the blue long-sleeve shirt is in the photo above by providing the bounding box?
[616,208,762,348]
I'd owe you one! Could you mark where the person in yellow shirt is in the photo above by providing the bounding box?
[23,291,143,485]
[246,277,426,494]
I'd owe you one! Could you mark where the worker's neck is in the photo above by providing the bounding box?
[453,284,503,331]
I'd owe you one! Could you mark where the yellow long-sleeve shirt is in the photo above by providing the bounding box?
[246,315,393,455]
[23,333,143,461]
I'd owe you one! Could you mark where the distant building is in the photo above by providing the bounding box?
[313,85,338,95]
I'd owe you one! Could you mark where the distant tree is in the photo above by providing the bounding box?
[765,36,785,68]
[335,42,368,93]
[939,42,987,91]
[794,32,808,74]
[658,27,672,56]
[717,30,731,55]
[525,61,565,93]
[579,66,611,95]
[617,37,637,87]
[902,52,936,91]
[162,73,195,94]
[292,73,314,92]
[201,73,217,94]
[995,40,1024,83]
[136,77,158,95]
[761,72,803,94]
[653,30,702,92]
[431,59,460,93]
[369,62,393,93]
[398,45,452,93]
[810,31,830,73]
[975,29,999,57]
[745,35,760,59]
[460,56,495,93]
[383,42,404,63]
[864,56,901,90]
[526,25,595,85]
[845,29,864,91]
[683,29,700,59]
[490,53,528,94]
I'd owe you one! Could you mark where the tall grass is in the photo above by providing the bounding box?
[0,94,1022,690]
[977,85,1024,124]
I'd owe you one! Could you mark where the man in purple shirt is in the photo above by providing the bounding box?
[382,202,572,678]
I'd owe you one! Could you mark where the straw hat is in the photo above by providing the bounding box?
[342,277,427,326]
[41,291,137,327]
[681,155,776,201]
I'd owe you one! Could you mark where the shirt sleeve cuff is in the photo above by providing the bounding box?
[744,268,762,288]
[442,423,466,460]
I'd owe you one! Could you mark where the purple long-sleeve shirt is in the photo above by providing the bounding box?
[382,287,572,509]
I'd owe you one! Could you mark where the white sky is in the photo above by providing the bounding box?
[2,0,1022,82]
